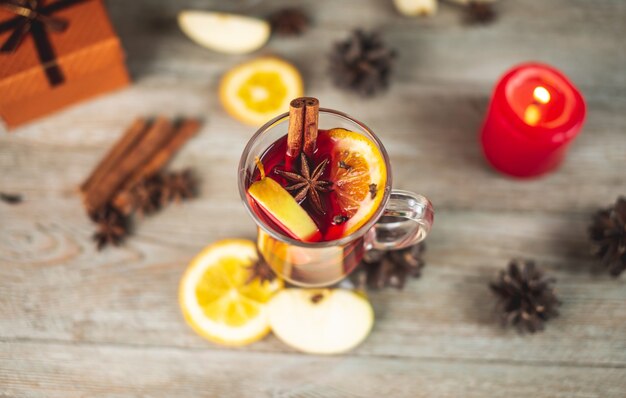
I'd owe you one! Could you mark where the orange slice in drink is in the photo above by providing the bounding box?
[219,57,304,126]
[327,128,387,237]
[179,239,283,346]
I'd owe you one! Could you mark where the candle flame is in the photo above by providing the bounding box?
[524,104,541,126]
[523,86,551,125]
[533,86,551,104]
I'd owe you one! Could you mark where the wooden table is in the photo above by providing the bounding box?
[1,0,625,396]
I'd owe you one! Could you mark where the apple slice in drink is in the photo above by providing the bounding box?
[248,174,321,242]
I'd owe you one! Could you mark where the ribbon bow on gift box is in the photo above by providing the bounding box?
[0,0,88,86]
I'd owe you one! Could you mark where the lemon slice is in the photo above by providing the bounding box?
[328,128,387,236]
[179,239,282,346]
[220,57,304,126]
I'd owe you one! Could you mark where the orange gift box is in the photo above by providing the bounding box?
[0,0,130,129]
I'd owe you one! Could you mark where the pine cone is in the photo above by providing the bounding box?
[269,8,309,36]
[91,204,129,250]
[329,30,396,97]
[356,243,425,289]
[490,259,560,333]
[589,197,626,277]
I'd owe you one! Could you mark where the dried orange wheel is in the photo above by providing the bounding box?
[219,57,304,126]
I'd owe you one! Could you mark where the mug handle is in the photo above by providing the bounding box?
[365,190,434,251]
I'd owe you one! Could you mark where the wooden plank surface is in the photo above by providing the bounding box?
[2,341,625,398]
[1,0,625,396]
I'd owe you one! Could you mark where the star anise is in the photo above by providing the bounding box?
[275,153,332,214]
[128,174,164,215]
[268,8,309,36]
[0,192,22,204]
[245,256,277,285]
[161,169,197,204]
[466,1,496,24]
[589,197,626,277]
[91,204,129,250]
[490,259,561,333]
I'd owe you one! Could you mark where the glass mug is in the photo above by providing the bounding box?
[238,109,434,287]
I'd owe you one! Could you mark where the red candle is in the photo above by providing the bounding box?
[480,62,586,178]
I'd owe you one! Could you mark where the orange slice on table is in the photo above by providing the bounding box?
[328,128,387,236]
[179,239,283,346]
[219,57,304,126]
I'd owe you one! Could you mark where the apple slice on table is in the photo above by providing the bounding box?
[268,289,374,354]
[248,176,321,242]
[178,11,270,54]
[393,0,437,16]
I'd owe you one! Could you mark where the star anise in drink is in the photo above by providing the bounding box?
[275,153,333,214]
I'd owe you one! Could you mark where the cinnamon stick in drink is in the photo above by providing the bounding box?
[286,97,320,159]
[286,98,306,158]
[302,97,319,156]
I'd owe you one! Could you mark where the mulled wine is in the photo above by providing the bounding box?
[247,126,387,243]
[243,97,389,285]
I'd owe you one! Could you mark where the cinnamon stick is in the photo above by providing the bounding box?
[80,118,150,194]
[112,118,201,213]
[83,117,175,214]
[302,97,319,156]
[286,97,320,158]
[286,98,306,157]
